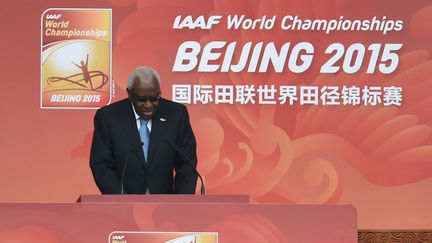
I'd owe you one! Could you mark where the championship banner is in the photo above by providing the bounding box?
[170,15,403,106]
[40,8,112,109]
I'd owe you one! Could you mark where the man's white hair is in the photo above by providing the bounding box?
[127,66,161,89]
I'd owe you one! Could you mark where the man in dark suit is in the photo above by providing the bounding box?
[90,66,198,194]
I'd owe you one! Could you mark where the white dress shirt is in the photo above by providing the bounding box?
[131,102,152,132]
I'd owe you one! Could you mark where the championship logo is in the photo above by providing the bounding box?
[109,232,218,243]
[41,8,112,109]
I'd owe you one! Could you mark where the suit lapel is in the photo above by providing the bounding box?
[147,100,167,170]
[122,99,146,165]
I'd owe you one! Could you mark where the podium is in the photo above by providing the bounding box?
[77,194,250,203]
[0,195,357,242]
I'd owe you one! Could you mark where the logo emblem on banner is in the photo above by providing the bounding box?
[41,8,112,109]
[109,231,218,243]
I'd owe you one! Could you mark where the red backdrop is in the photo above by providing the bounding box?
[0,0,431,229]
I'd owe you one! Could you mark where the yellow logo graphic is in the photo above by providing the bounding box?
[109,232,217,243]
[47,54,108,91]
[41,8,111,109]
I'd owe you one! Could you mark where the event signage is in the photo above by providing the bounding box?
[109,231,218,243]
[170,15,404,106]
[40,8,112,109]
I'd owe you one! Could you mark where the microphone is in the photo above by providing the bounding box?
[164,139,205,195]
[121,142,144,194]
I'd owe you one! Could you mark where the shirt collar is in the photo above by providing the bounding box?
[131,101,153,130]
[131,101,140,121]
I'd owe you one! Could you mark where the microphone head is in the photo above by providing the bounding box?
[131,142,144,151]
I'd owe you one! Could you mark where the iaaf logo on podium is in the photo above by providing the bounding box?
[110,234,126,243]
[109,231,218,243]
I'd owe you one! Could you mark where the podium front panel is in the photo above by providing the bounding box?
[0,203,356,242]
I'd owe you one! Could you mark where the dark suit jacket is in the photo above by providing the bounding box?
[90,98,198,194]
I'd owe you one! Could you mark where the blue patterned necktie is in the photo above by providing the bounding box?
[139,118,150,162]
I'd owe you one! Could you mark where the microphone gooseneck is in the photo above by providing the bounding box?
[121,142,143,194]
[164,139,205,195]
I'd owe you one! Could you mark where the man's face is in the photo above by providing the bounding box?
[127,78,160,120]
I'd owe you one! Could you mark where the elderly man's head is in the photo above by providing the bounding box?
[126,67,161,119]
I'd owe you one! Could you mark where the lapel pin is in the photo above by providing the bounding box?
[160,118,167,122]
